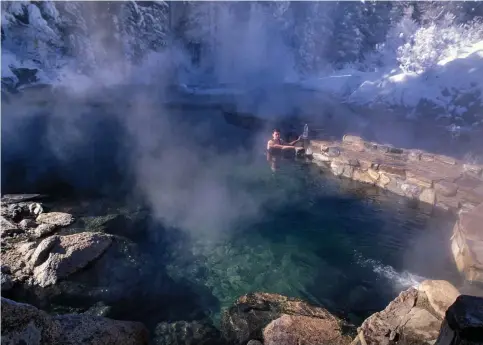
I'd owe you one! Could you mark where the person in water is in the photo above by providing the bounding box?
[266,128,301,151]
[266,129,301,172]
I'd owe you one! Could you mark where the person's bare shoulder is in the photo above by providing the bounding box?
[267,139,274,150]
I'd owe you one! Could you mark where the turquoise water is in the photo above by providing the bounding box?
[156,158,459,325]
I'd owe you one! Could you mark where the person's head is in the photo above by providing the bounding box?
[272,128,281,140]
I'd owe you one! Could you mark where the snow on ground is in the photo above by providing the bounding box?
[291,41,483,123]
[347,41,483,109]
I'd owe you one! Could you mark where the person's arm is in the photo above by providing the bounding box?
[287,136,302,146]
[268,139,296,150]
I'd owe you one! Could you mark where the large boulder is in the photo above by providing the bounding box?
[32,232,113,287]
[1,232,113,287]
[263,314,352,345]
[354,280,460,345]
[1,297,148,345]
[418,280,460,319]
[220,292,354,345]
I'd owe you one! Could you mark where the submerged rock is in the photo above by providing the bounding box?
[246,341,263,345]
[83,302,112,317]
[154,320,222,345]
[1,297,149,345]
[220,292,354,345]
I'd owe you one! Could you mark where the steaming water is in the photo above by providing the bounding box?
[3,103,461,335]
[159,161,459,325]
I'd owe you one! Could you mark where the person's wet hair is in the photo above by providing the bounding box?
[273,128,280,134]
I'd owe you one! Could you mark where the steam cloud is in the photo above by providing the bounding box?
[2,1,482,240]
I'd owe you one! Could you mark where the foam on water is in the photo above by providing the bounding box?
[354,250,427,290]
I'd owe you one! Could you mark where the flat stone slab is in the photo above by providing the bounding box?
[309,136,483,212]
[1,194,45,204]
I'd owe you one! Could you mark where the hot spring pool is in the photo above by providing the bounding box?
[2,106,462,338]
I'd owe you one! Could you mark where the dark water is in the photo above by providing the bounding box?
[2,97,461,336]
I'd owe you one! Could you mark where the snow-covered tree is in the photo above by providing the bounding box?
[294,2,334,74]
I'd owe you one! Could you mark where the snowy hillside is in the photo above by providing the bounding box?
[1,1,169,90]
[2,1,483,129]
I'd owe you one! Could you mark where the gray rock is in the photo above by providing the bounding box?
[434,181,458,197]
[36,212,74,227]
[1,203,25,221]
[401,183,421,198]
[29,203,44,216]
[420,188,436,206]
[33,224,58,238]
[418,280,460,319]
[19,218,38,230]
[401,307,441,343]
[331,161,345,176]
[1,216,21,237]
[358,288,419,345]
[327,147,341,157]
[17,241,37,258]
[220,292,351,345]
[1,297,149,345]
[33,232,113,287]
[30,236,59,267]
[0,297,58,344]
[263,314,352,345]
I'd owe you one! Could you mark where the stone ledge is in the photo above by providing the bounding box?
[451,203,483,283]
[308,135,483,213]
[308,135,483,284]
